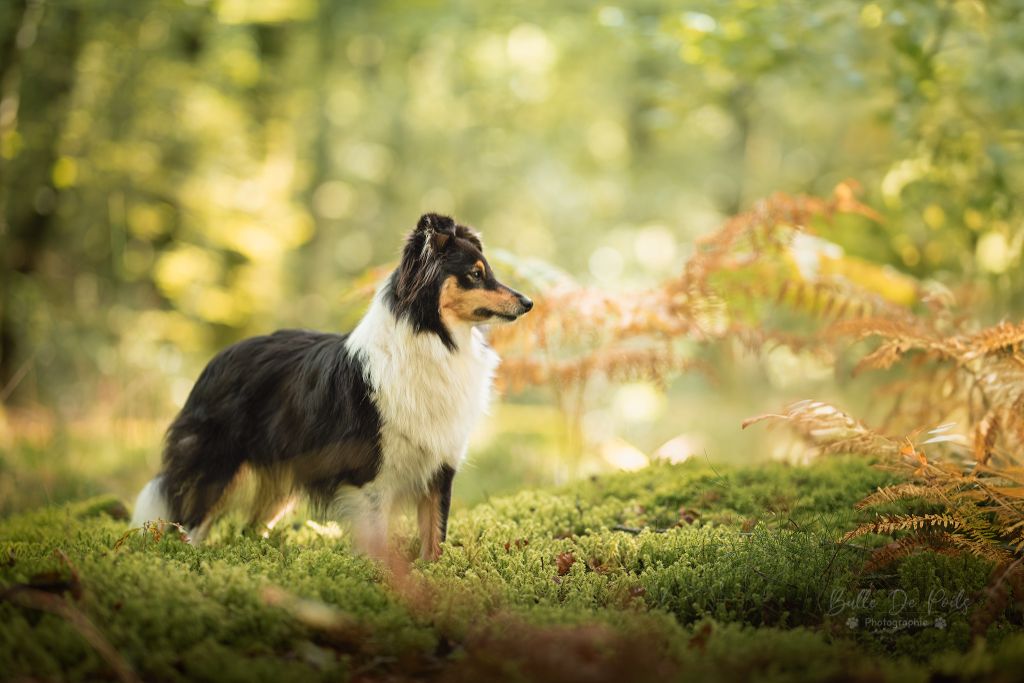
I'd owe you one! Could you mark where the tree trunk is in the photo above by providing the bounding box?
[0,0,82,402]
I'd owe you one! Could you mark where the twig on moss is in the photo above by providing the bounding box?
[611,524,670,534]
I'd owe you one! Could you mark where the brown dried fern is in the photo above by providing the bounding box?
[741,400,901,457]
[861,532,962,573]
[493,182,897,407]
[842,512,963,540]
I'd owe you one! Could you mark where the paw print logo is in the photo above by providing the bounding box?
[933,617,947,630]
[846,617,858,630]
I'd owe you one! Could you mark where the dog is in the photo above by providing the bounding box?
[130,213,532,560]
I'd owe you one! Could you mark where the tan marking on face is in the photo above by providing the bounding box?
[439,275,522,325]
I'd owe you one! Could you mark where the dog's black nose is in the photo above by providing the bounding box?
[518,294,533,312]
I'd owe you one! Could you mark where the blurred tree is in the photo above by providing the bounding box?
[1,0,83,399]
[0,0,1020,414]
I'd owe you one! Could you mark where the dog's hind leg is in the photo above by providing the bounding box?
[247,465,296,534]
[179,471,243,543]
[156,425,247,543]
[131,472,231,543]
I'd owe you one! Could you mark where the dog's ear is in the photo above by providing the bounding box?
[416,213,455,253]
[455,224,483,252]
[432,231,450,251]
[394,213,452,307]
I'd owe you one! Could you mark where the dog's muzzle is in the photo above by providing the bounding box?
[474,289,533,322]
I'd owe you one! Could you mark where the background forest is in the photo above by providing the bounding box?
[2,0,1024,507]
[5,2,1024,681]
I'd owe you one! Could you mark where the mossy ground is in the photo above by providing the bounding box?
[2,457,1023,682]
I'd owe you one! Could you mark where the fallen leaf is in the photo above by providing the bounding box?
[679,507,701,525]
[556,552,575,576]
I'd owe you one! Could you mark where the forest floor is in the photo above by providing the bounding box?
[2,456,1023,682]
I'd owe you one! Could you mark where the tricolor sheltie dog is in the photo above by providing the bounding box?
[130,213,532,560]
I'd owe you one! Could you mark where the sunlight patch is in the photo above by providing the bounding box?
[600,437,648,471]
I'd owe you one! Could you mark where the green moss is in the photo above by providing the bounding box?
[1,456,1022,681]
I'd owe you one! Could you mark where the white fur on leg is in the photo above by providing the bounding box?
[131,477,171,527]
[350,491,391,559]
[352,516,389,559]
[262,498,297,538]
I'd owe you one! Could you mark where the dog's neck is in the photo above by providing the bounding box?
[381,271,463,352]
[345,278,500,492]
[351,283,483,361]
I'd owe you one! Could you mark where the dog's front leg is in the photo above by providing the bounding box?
[353,492,390,560]
[418,464,455,561]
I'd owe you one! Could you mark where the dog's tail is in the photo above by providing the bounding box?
[130,424,244,542]
[131,476,172,528]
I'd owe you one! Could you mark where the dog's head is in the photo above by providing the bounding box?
[389,213,532,349]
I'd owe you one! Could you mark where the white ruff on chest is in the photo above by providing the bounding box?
[345,289,499,503]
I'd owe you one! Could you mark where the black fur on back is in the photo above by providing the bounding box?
[385,212,485,352]
[159,329,381,528]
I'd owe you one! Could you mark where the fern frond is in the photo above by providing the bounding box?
[973,413,1000,465]
[861,532,959,572]
[743,400,900,456]
[942,532,1014,564]
[855,483,954,510]
[973,559,1024,637]
[960,321,1024,361]
[842,513,962,541]
[853,340,907,375]
[826,316,933,345]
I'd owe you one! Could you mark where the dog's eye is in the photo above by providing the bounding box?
[468,268,483,282]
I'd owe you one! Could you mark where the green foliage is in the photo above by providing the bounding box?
[2,456,1023,681]
[0,429,159,517]
[2,0,1023,412]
